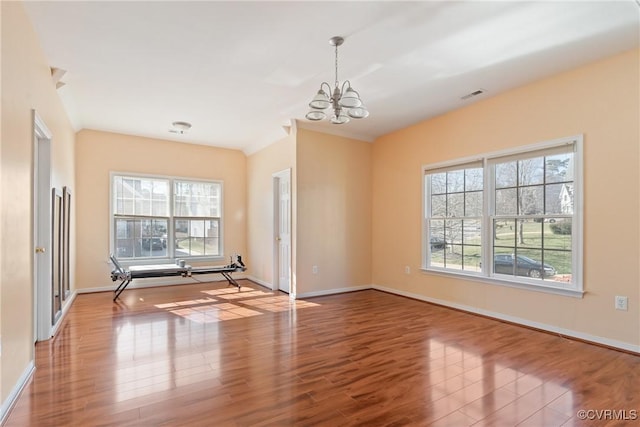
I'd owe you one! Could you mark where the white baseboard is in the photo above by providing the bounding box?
[246,275,273,290]
[372,284,640,354]
[77,274,249,294]
[0,361,35,424]
[296,285,372,299]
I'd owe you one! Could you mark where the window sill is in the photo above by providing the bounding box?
[420,267,584,298]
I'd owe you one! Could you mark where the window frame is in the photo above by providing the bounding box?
[110,172,224,266]
[422,135,583,298]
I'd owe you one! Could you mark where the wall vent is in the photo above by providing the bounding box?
[461,89,485,100]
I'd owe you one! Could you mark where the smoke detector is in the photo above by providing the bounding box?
[169,121,192,134]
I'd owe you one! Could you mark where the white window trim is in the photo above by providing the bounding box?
[422,135,583,298]
[110,171,225,266]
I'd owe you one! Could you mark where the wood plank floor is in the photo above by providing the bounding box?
[4,280,640,426]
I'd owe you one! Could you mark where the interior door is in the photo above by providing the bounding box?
[33,111,53,341]
[275,170,291,293]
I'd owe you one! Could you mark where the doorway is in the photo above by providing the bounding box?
[273,169,292,295]
[32,111,55,341]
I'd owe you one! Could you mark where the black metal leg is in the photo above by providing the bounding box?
[221,272,240,289]
[114,278,131,301]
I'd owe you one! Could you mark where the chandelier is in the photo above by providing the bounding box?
[305,36,369,124]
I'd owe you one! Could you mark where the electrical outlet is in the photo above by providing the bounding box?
[615,296,628,311]
[312,265,318,275]
[405,265,411,274]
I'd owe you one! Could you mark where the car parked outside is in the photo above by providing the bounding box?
[430,237,447,250]
[494,254,556,278]
[140,237,165,251]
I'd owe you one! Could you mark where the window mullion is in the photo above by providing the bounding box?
[484,157,492,277]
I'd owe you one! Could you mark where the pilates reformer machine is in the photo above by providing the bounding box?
[110,254,246,301]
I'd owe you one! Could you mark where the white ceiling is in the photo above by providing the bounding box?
[23,1,640,154]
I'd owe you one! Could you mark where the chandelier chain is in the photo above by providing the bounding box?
[334,43,339,88]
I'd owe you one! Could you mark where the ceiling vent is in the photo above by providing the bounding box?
[461,89,485,100]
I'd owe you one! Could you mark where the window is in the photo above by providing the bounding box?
[424,136,582,295]
[426,163,483,272]
[112,174,222,261]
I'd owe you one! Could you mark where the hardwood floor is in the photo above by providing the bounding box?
[4,280,640,426]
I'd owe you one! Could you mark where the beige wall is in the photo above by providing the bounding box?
[296,128,372,295]
[246,132,296,288]
[75,130,246,289]
[372,48,640,347]
[1,1,76,405]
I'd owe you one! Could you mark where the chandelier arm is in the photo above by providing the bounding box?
[320,82,333,96]
[341,80,352,95]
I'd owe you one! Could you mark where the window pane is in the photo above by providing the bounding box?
[545,219,572,250]
[445,245,463,270]
[447,193,464,217]
[152,181,169,216]
[447,170,464,193]
[431,173,446,195]
[462,246,481,272]
[174,181,220,217]
[446,219,463,244]
[518,186,543,215]
[495,161,517,188]
[431,247,444,268]
[544,183,564,215]
[516,220,542,249]
[431,194,446,217]
[463,220,482,246]
[204,237,218,256]
[495,188,517,215]
[204,219,220,256]
[429,219,446,253]
[518,157,544,186]
[465,191,482,217]
[174,218,219,257]
[516,249,543,279]
[115,219,136,258]
[429,218,446,272]
[465,168,483,191]
[559,183,574,214]
[494,219,516,246]
[462,220,482,272]
[544,250,571,283]
[493,249,516,275]
[545,153,574,183]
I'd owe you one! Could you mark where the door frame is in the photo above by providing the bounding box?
[272,168,292,296]
[32,110,53,342]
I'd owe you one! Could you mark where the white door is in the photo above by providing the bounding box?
[274,169,291,294]
[33,111,53,341]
